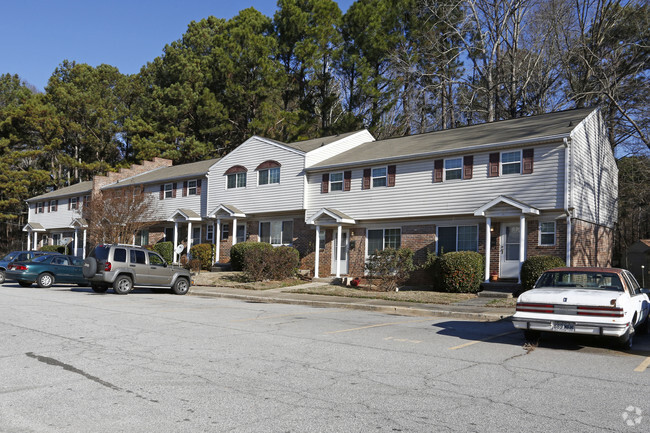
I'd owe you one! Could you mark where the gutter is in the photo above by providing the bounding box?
[305,134,570,172]
[564,137,572,266]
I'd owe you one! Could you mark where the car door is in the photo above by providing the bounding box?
[49,256,70,283]
[69,257,86,284]
[147,252,174,286]
[129,249,151,285]
[622,271,649,326]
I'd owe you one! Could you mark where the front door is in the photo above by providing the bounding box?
[500,223,521,278]
[331,230,349,275]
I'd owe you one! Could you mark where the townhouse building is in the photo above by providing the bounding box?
[23,107,617,283]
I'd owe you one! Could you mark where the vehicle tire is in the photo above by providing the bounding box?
[172,278,190,295]
[523,330,541,343]
[113,276,132,295]
[18,281,32,287]
[617,326,634,350]
[37,273,54,288]
[0,270,5,284]
[82,257,97,278]
[91,284,108,293]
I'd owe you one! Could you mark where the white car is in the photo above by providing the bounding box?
[513,267,650,349]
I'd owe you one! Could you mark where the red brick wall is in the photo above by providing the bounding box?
[526,219,566,262]
[571,219,613,267]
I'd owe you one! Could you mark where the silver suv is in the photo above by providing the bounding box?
[83,244,192,295]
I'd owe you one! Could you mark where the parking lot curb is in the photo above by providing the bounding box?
[189,289,512,322]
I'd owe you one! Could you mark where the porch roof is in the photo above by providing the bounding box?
[23,222,46,232]
[208,204,246,219]
[474,196,540,217]
[307,208,356,225]
[70,218,88,228]
[168,208,202,222]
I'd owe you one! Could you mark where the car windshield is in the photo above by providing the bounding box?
[535,271,624,291]
[1,252,18,261]
[31,255,51,263]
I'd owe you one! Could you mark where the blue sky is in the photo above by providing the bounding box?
[1,0,354,91]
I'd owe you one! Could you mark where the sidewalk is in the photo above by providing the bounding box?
[189,281,515,322]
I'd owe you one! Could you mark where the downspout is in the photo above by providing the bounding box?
[564,137,572,266]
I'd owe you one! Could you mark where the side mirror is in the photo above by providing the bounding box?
[163,262,168,268]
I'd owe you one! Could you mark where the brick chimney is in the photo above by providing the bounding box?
[92,158,173,198]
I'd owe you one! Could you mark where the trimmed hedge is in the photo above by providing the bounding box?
[154,241,173,263]
[520,255,566,292]
[190,243,214,270]
[230,241,273,271]
[40,245,68,255]
[242,245,300,281]
[438,251,484,293]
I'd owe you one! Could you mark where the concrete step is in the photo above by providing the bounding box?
[312,277,339,284]
[478,282,520,298]
[211,263,232,272]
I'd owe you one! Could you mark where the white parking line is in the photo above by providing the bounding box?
[448,331,519,350]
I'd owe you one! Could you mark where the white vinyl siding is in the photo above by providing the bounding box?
[569,111,618,227]
[207,137,307,214]
[306,143,565,221]
[305,130,375,167]
[147,180,205,222]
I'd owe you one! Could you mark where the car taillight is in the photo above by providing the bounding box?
[577,306,624,317]
[10,264,28,271]
[104,262,112,272]
[516,303,554,313]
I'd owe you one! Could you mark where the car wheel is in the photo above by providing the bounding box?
[523,330,540,343]
[18,281,32,287]
[617,326,634,350]
[113,276,132,295]
[172,278,190,295]
[82,257,97,278]
[37,273,54,288]
[91,284,108,293]
[0,270,5,284]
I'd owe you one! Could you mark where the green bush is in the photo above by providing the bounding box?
[438,251,484,293]
[365,248,415,291]
[420,252,442,290]
[242,248,267,281]
[40,245,69,255]
[154,241,173,263]
[520,255,565,292]
[266,246,300,280]
[230,241,273,271]
[190,243,214,270]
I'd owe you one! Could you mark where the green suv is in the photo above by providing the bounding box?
[83,244,192,295]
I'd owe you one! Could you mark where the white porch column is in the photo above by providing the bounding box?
[232,218,238,246]
[173,221,179,263]
[33,232,38,250]
[212,220,217,264]
[519,215,526,282]
[314,225,321,278]
[74,228,79,257]
[187,222,193,257]
[484,217,491,282]
[566,216,572,266]
[82,229,87,258]
[215,219,221,263]
[335,224,342,278]
[27,232,31,250]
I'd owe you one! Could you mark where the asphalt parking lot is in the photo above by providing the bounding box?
[1,282,649,432]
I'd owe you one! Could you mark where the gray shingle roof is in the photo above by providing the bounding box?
[309,108,595,170]
[280,130,364,153]
[27,181,93,202]
[102,158,220,190]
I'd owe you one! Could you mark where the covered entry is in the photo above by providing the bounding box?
[306,208,355,278]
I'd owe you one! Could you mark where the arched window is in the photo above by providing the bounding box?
[224,165,247,189]
[256,160,281,185]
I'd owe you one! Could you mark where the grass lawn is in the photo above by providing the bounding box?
[287,285,478,305]
[193,271,306,290]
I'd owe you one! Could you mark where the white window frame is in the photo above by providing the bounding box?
[365,227,402,257]
[227,172,247,189]
[329,172,344,192]
[221,223,230,241]
[70,197,78,210]
[37,202,44,213]
[164,183,174,199]
[539,221,556,246]
[258,167,280,186]
[259,220,293,246]
[501,150,522,175]
[436,225,479,254]
[192,226,202,246]
[188,179,198,195]
[236,224,247,243]
[371,166,388,188]
[50,200,57,212]
[206,224,214,242]
[444,157,463,181]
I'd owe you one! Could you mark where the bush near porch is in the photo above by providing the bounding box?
[242,245,300,281]
[153,241,173,263]
[520,255,566,292]
[230,241,274,271]
[190,243,215,270]
[436,251,484,293]
[365,248,415,291]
